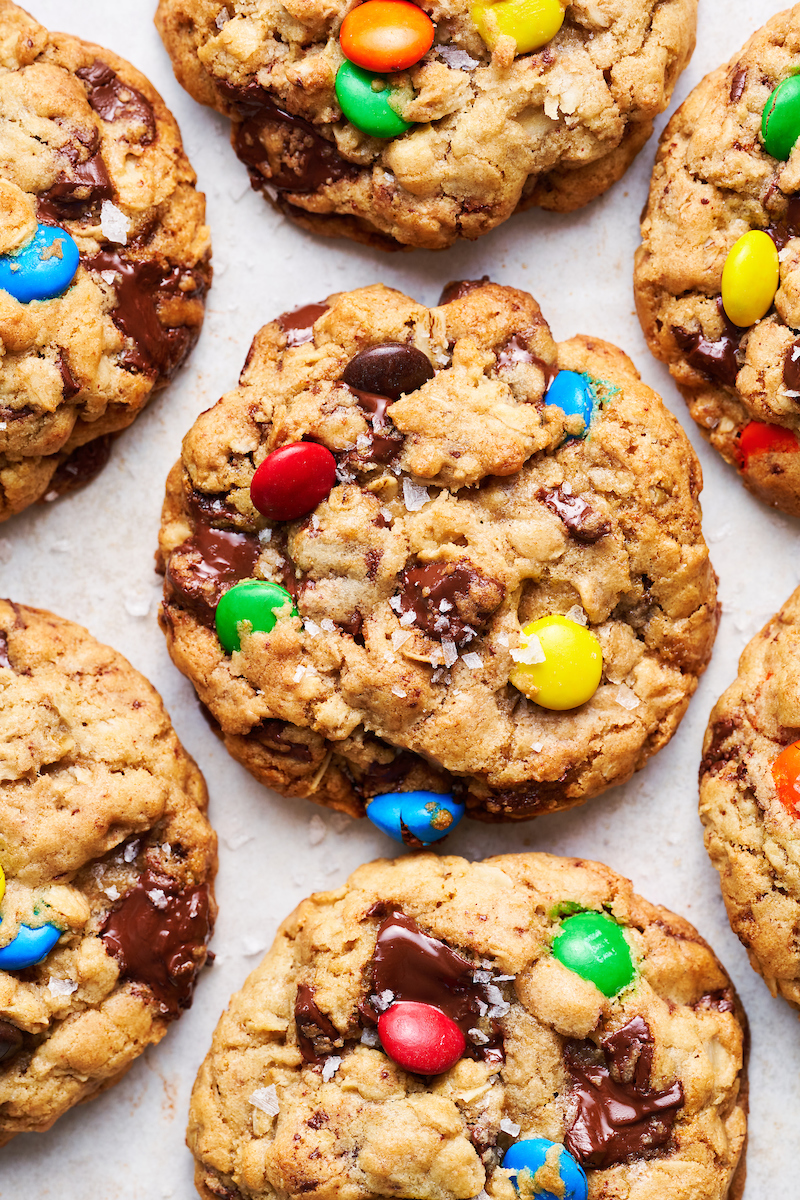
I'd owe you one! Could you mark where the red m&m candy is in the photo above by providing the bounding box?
[341,1,435,73]
[251,442,337,521]
[736,420,799,469]
[377,1000,465,1074]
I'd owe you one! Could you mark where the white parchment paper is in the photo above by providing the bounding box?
[1,2,797,1196]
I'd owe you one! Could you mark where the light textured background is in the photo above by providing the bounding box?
[1,1,797,1196]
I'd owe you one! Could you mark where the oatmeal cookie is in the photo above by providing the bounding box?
[0,0,211,523]
[157,281,719,827]
[155,0,696,250]
[635,5,800,518]
[188,852,748,1200]
[0,600,217,1143]
[700,585,800,1011]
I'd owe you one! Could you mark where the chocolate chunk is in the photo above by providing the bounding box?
[0,1020,23,1064]
[695,988,735,1014]
[37,129,113,222]
[278,302,329,347]
[784,340,800,391]
[341,343,435,400]
[83,250,208,379]
[255,719,314,762]
[77,61,156,144]
[45,435,113,499]
[564,1016,684,1168]
[57,351,81,400]
[496,332,557,384]
[537,486,610,544]
[165,519,260,627]
[295,983,341,1064]
[729,68,747,102]
[0,633,12,671]
[100,870,212,1018]
[359,749,418,795]
[363,909,503,1063]
[672,299,745,388]
[438,277,491,305]
[398,559,505,647]
[346,387,405,463]
[700,716,737,777]
[336,611,365,641]
[767,197,800,250]
[188,488,243,526]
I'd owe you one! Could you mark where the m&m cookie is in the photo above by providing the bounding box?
[158,281,718,826]
[188,853,747,1200]
[156,0,696,249]
[0,601,216,1142]
[636,6,800,517]
[0,1,211,523]
[700,585,800,1010]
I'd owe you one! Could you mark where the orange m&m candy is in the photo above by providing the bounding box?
[340,1,435,73]
[736,420,800,469]
[772,741,800,815]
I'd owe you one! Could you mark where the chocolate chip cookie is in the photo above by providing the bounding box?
[188,852,748,1200]
[635,5,800,518]
[0,0,211,523]
[0,600,217,1143]
[157,281,719,827]
[699,585,800,1011]
[155,0,696,250]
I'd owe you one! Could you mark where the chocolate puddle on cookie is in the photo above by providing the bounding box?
[672,299,746,388]
[396,560,505,647]
[77,61,156,143]
[38,129,113,223]
[278,302,329,347]
[165,515,260,627]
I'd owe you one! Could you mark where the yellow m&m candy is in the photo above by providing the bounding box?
[721,230,780,328]
[472,0,565,55]
[510,614,602,710]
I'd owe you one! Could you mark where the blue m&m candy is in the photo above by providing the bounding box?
[0,223,80,303]
[502,1139,587,1200]
[366,790,465,843]
[545,371,595,434]
[0,921,61,970]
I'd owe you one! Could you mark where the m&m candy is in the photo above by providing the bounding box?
[502,1138,588,1200]
[0,223,80,303]
[552,910,635,997]
[250,442,337,521]
[215,580,297,653]
[545,371,594,434]
[335,61,412,139]
[736,420,799,469]
[772,740,800,816]
[0,865,62,971]
[377,1000,465,1073]
[509,615,602,710]
[472,0,565,55]
[721,230,779,328]
[366,790,465,843]
[340,1,435,73]
[762,75,800,161]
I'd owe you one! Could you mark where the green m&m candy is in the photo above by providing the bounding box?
[552,910,635,998]
[335,61,412,139]
[762,75,800,160]
[215,581,297,653]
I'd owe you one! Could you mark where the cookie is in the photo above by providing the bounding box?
[699,585,800,1010]
[0,600,217,1143]
[155,0,696,250]
[0,0,211,523]
[157,281,719,829]
[188,852,748,1200]
[635,5,800,518]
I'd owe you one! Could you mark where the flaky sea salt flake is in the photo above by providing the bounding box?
[391,629,412,650]
[615,684,640,710]
[565,605,588,626]
[293,664,307,682]
[510,634,545,666]
[500,1118,521,1136]
[391,685,407,698]
[322,1055,342,1082]
[147,888,168,909]
[48,977,78,997]
[249,1084,280,1115]
[100,200,131,245]
[403,478,430,511]
[462,652,482,669]
[442,637,458,668]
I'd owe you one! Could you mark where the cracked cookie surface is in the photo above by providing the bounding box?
[156,0,696,249]
[635,4,800,518]
[188,852,747,1200]
[0,600,217,1143]
[700,585,800,1011]
[158,281,719,824]
[0,0,211,523]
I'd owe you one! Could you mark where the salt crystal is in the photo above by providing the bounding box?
[442,638,458,668]
[361,1027,380,1047]
[124,591,151,618]
[530,742,543,753]
[402,478,430,511]
[162,843,171,857]
[215,6,231,28]
[100,200,131,245]
[472,969,491,983]
[380,507,393,523]
[103,885,120,900]
[304,618,320,638]
[259,527,273,543]
[293,664,307,682]
[565,605,588,627]
[615,685,640,710]
[308,814,327,846]
[561,481,573,495]
[500,1118,521,1136]
[336,465,356,484]
[494,974,516,982]
[310,514,320,531]
[48,977,78,997]
[356,434,371,452]
[321,1055,341,1082]
[389,596,402,613]
[469,1028,489,1045]
[462,652,482,669]
[497,632,509,647]
[510,633,545,665]
[100,269,117,284]
[399,610,415,626]
[391,629,412,651]
[123,839,140,863]
[249,1084,280,1115]
[147,888,168,909]
[437,44,479,69]
[439,599,452,612]
[373,989,394,1012]
[321,618,336,632]
[391,685,407,698]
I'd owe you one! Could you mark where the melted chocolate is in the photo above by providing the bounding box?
[766,197,800,250]
[348,387,404,463]
[359,749,418,795]
[0,633,11,671]
[672,299,745,388]
[695,989,735,1014]
[83,250,207,379]
[100,870,212,1018]
[219,80,357,193]
[438,277,491,305]
[364,909,504,1063]
[564,1017,684,1168]
[295,983,341,1064]
[188,488,243,525]
[784,340,800,391]
[336,610,365,641]
[76,61,156,144]
[37,129,113,223]
[496,332,556,383]
[537,486,610,544]
[341,343,435,401]
[729,68,747,102]
[398,560,504,647]
[46,435,113,499]
[165,518,260,627]
[700,717,737,777]
[57,351,81,400]
[255,719,314,762]
[278,302,329,347]
[0,1020,23,1064]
